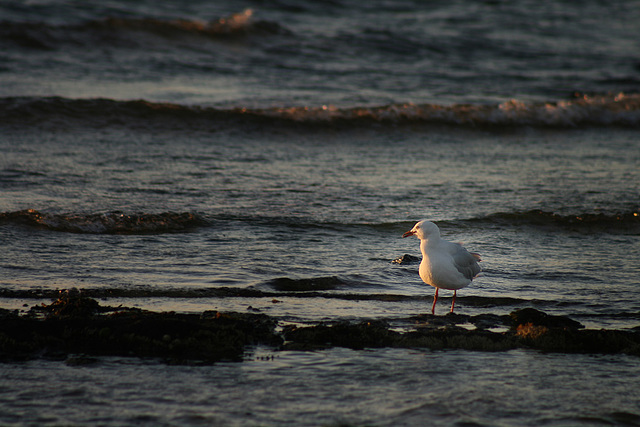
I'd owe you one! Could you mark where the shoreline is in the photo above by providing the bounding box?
[1,290,639,364]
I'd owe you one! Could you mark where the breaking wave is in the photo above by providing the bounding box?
[0,209,206,234]
[2,209,637,235]
[2,93,639,130]
[464,210,640,233]
[220,209,640,235]
[0,9,289,50]
[88,9,290,38]
[249,93,640,128]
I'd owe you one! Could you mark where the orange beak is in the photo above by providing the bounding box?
[402,230,415,238]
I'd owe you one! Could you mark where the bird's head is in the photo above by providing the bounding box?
[402,220,440,240]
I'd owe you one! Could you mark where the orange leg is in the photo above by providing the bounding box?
[450,290,457,313]
[431,288,439,315]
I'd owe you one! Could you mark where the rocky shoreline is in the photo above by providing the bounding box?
[1,290,639,364]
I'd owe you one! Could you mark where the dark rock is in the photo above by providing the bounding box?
[470,313,512,330]
[29,288,104,318]
[516,326,640,356]
[510,308,584,330]
[411,313,468,329]
[400,327,517,352]
[282,320,399,351]
[0,297,282,364]
[282,319,516,352]
[3,295,640,362]
[0,308,19,321]
[410,312,512,331]
[391,254,421,265]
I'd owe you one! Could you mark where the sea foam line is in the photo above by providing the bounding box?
[2,93,639,129]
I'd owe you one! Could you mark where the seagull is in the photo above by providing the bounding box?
[402,220,481,315]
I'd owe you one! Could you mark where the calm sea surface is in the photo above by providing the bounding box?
[1,0,639,425]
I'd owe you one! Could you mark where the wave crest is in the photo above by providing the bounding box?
[0,9,289,50]
[3,94,639,130]
[93,9,289,38]
[470,210,640,233]
[0,209,206,234]
[254,93,640,127]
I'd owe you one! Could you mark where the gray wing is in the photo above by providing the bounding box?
[448,242,481,280]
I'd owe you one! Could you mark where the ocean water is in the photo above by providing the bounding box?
[3,349,640,426]
[1,0,640,425]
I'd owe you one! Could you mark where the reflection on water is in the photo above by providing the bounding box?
[1,348,639,426]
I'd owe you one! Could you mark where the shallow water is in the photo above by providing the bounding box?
[1,128,638,330]
[2,348,640,426]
